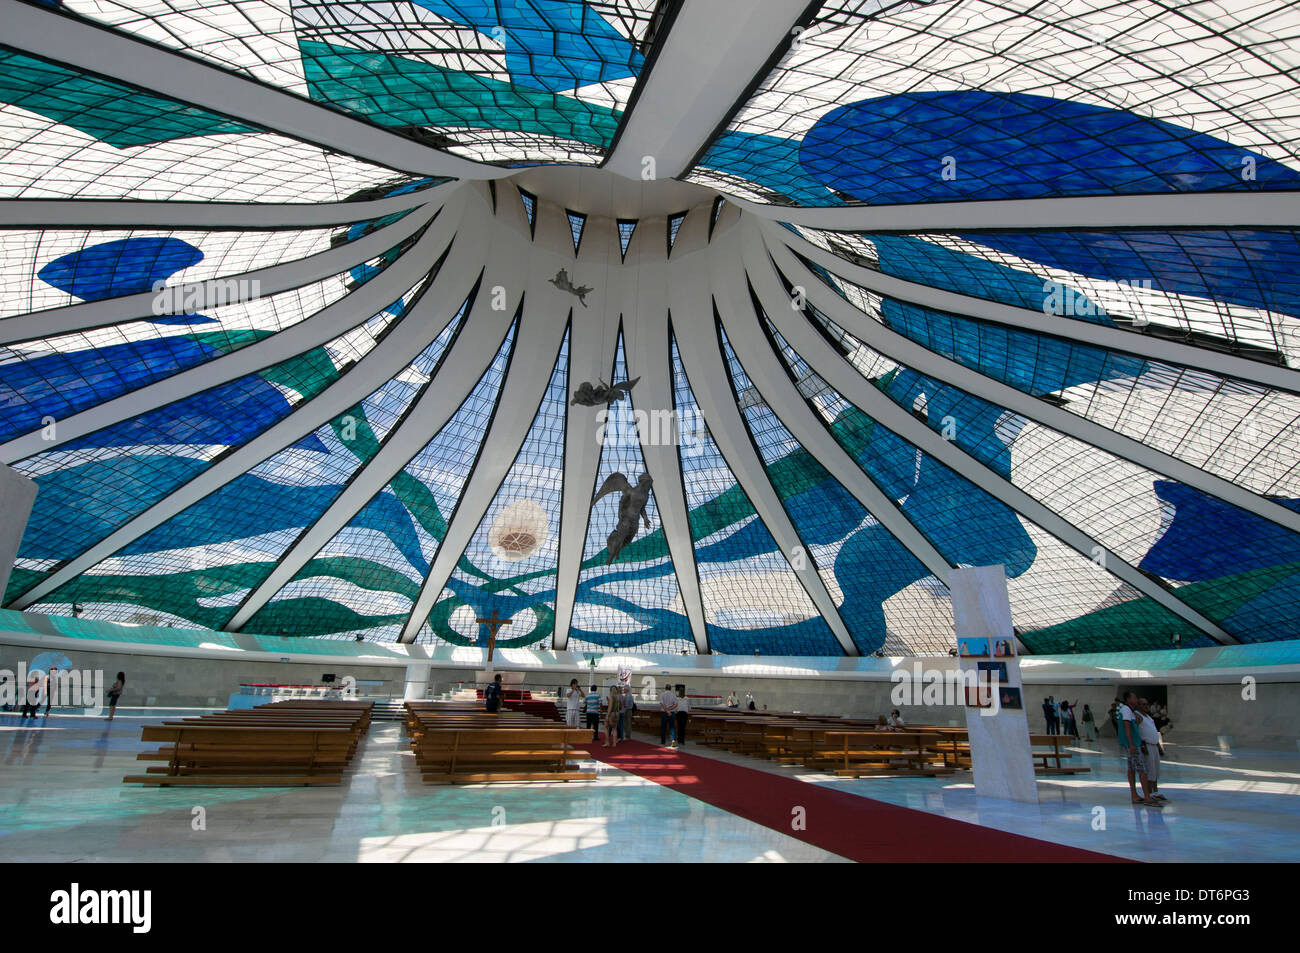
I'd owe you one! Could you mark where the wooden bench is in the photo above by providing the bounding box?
[1029,734,1090,774]
[124,724,357,786]
[415,727,596,784]
[124,700,372,787]
[406,712,543,745]
[813,730,954,777]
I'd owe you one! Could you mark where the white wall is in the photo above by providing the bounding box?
[5,638,1292,750]
[0,465,37,600]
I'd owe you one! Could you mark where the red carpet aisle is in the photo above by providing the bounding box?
[580,740,1125,862]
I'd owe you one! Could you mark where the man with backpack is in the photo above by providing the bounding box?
[584,684,603,743]
[484,673,504,714]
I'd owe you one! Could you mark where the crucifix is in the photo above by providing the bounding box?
[476,609,513,663]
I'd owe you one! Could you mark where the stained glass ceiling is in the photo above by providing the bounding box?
[3,0,1300,656]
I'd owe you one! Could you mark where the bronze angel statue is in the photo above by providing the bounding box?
[548,268,592,307]
[571,377,640,407]
[592,472,653,563]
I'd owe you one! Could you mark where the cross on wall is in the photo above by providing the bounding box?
[476,609,512,662]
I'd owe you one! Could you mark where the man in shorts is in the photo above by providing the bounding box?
[564,679,583,728]
[1119,690,1161,806]
[1138,698,1168,802]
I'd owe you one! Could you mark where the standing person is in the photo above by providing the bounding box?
[106,672,125,720]
[1062,700,1080,740]
[1119,691,1160,806]
[1152,702,1173,735]
[619,685,636,741]
[584,684,602,743]
[19,671,40,719]
[1081,703,1098,742]
[44,667,57,716]
[1137,698,1168,801]
[484,673,504,713]
[604,683,622,748]
[1041,696,1055,735]
[659,682,679,747]
[675,687,691,746]
[564,678,583,728]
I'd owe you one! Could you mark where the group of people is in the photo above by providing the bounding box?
[556,679,706,749]
[657,683,690,748]
[561,678,643,748]
[724,691,757,710]
[10,668,125,720]
[1114,692,1169,806]
[1042,691,1171,806]
[1041,696,1095,741]
[17,667,57,720]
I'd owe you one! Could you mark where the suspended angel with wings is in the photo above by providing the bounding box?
[549,268,592,307]
[592,472,654,563]
[571,377,640,407]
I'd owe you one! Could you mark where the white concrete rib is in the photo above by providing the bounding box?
[671,217,858,656]
[0,194,466,463]
[741,230,1238,645]
[761,230,1300,537]
[398,197,577,643]
[225,236,521,630]
[731,190,1300,232]
[626,207,710,654]
[779,223,1300,396]
[550,204,625,651]
[713,222,954,587]
[605,0,813,180]
[3,0,510,180]
[0,197,441,346]
[5,209,487,612]
[228,187,523,631]
[0,180,454,229]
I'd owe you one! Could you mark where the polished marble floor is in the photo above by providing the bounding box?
[667,730,1300,862]
[0,712,842,863]
[1,710,1295,863]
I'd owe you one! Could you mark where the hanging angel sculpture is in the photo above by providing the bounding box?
[548,268,592,307]
[570,376,640,407]
[591,472,654,563]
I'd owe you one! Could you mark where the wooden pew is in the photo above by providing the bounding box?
[125,724,357,786]
[124,700,372,787]
[405,710,543,746]
[404,701,598,783]
[1029,734,1090,774]
[414,726,596,784]
[814,730,954,777]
